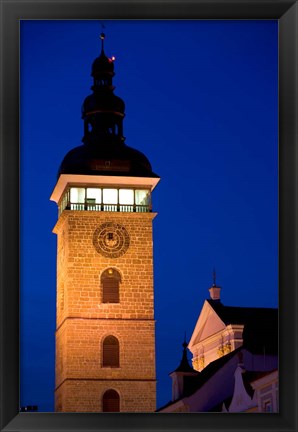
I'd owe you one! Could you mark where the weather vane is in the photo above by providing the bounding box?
[213,268,216,286]
[100,22,106,50]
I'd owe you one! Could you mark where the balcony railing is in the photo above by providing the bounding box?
[59,202,151,215]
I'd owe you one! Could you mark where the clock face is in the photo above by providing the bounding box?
[93,222,130,258]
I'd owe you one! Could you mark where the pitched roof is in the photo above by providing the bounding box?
[207,299,276,326]
[157,348,242,411]
[209,395,233,412]
[157,302,278,412]
[189,346,241,394]
[244,369,277,385]
[207,300,278,354]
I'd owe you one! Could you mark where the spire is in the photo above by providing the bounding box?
[99,22,106,53]
[173,338,195,373]
[100,31,105,53]
[58,31,158,179]
[91,30,115,83]
[81,31,125,147]
[169,337,199,402]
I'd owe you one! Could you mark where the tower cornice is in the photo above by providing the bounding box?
[50,174,160,204]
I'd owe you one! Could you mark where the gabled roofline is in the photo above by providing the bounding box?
[188,300,226,350]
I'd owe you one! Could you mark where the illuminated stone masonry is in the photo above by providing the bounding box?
[53,210,157,412]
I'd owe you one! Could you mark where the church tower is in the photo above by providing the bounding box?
[50,33,159,412]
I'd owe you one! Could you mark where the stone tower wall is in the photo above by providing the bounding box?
[54,210,157,412]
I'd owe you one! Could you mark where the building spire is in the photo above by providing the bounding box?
[169,337,199,402]
[81,30,124,147]
[100,31,105,53]
[99,21,106,53]
[172,338,195,373]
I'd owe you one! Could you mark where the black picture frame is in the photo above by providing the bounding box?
[0,1,297,431]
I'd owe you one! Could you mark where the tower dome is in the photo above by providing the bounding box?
[58,142,156,178]
[57,32,158,180]
[82,93,125,118]
[91,49,115,77]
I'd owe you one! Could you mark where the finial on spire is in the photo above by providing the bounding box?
[209,268,221,300]
[100,32,105,52]
[100,22,106,52]
[213,267,216,287]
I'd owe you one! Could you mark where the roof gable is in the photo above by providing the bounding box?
[188,300,226,349]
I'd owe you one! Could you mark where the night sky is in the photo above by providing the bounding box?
[20,20,278,412]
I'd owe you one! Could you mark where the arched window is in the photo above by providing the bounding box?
[101,268,121,303]
[102,335,119,367]
[102,389,120,412]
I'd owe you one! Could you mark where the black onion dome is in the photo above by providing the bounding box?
[58,143,158,179]
[82,93,125,118]
[58,34,159,181]
[92,51,114,77]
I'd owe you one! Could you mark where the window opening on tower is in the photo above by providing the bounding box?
[58,187,151,215]
[101,268,121,303]
[102,389,120,412]
[102,336,120,367]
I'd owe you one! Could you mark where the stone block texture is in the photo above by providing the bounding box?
[54,210,157,412]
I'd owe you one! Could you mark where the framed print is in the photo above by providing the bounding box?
[0,1,297,432]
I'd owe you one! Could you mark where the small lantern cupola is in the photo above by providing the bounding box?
[209,269,221,301]
[82,32,125,147]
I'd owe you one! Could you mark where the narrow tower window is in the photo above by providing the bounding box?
[102,389,120,412]
[101,268,121,303]
[102,336,119,367]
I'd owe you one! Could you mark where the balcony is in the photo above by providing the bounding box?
[58,186,151,215]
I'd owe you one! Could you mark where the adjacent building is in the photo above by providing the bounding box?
[158,280,278,413]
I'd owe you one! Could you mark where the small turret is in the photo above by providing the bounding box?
[169,338,199,401]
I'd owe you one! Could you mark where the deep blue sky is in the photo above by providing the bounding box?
[20,20,278,412]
